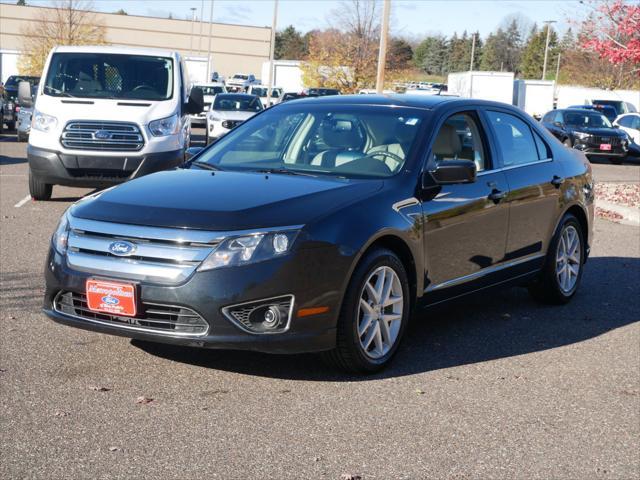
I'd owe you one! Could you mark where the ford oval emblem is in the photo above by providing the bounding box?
[108,241,136,256]
[94,129,112,140]
[102,296,119,305]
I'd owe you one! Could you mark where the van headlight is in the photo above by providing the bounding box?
[52,211,70,254]
[149,113,179,136]
[198,229,300,271]
[32,110,58,132]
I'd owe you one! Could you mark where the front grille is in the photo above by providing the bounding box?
[54,291,209,336]
[66,216,221,285]
[61,121,144,151]
[587,136,622,146]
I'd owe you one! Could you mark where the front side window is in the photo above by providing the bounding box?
[486,111,539,167]
[432,112,487,171]
[44,53,174,101]
[193,105,426,178]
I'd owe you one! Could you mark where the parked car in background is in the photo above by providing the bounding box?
[206,93,263,143]
[189,82,227,126]
[247,84,283,108]
[2,75,40,131]
[27,45,203,200]
[303,87,340,97]
[590,99,637,116]
[225,73,257,92]
[541,108,629,164]
[44,95,594,373]
[570,104,618,122]
[281,92,305,102]
[614,112,640,145]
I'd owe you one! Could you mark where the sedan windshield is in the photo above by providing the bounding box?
[199,85,225,96]
[193,105,426,179]
[565,112,612,128]
[43,53,173,100]
[212,95,263,112]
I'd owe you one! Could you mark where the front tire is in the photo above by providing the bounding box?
[529,214,584,305]
[322,248,410,373]
[29,168,52,201]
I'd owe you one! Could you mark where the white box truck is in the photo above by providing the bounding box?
[261,60,303,93]
[513,79,555,119]
[447,71,514,104]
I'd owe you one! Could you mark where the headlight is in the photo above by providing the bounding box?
[52,211,70,254]
[208,114,221,122]
[149,113,179,136]
[32,109,58,132]
[573,131,589,139]
[198,229,300,272]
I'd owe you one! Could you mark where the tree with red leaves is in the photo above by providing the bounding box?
[580,0,640,72]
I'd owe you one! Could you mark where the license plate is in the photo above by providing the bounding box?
[599,143,612,151]
[86,279,136,317]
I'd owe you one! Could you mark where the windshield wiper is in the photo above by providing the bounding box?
[191,161,221,171]
[254,167,317,177]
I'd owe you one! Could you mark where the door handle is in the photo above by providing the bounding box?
[488,189,506,203]
[551,175,565,188]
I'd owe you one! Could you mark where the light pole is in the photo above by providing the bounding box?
[542,20,557,80]
[189,7,197,58]
[376,0,391,93]
[199,0,205,55]
[469,32,476,71]
[266,0,279,106]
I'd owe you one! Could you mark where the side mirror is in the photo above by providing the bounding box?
[185,86,204,114]
[18,81,33,108]
[185,146,204,161]
[426,159,477,186]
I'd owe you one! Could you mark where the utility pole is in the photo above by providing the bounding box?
[189,7,197,58]
[206,0,214,81]
[555,52,561,81]
[266,0,279,106]
[199,0,205,55]
[469,33,476,71]
[542,20,556,80]
[376,0,391,94]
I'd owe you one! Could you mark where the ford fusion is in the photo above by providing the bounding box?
[44,95,594,373]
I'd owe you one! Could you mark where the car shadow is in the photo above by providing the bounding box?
[133,256,640,381]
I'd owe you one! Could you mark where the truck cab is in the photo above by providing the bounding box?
[26,46,203,200]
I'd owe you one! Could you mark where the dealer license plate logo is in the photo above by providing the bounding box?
[86,280,136,317]
[600,143,612,151]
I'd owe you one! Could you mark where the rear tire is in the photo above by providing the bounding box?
[29,168,52,201]
[528,214,584,305]
[321,248,410,373]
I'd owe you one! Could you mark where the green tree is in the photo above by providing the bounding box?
[114,8,127,15]
[480,29,503,70]
[275,25,309,60]
[520,24,558,79]
[16,0,27,5]
[448,31,473,72]
[386,38,413,71]
[413,35,448,75]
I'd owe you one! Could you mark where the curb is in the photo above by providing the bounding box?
[596,200,640,226]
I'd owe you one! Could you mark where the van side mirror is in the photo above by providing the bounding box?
[424,159,476,186]
[18,81,33,108]
[186,86,204,114]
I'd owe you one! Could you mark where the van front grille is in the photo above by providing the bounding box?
[61,121,144,151]
[54,291,209,336]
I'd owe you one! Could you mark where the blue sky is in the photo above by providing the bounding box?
[5,0,582,37]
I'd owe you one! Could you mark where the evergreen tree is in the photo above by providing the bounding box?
[387,38,413,70]
[480,30,503,70]
[413,35,448,75]
[275,25,309,60]
[520,24,558,79]
[503,19,523,73]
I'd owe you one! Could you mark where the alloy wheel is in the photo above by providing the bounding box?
[357,266,404,359]
[556,225,581,294]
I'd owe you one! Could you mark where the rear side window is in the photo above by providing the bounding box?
[486,111,539,167]
[533,130,551,159]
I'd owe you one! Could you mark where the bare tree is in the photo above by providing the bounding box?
[18,0,106,76]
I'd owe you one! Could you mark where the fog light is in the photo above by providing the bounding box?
[222,295,294,334]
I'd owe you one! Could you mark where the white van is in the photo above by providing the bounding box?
[26,46,203,200]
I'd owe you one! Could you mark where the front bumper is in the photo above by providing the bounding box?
[43,246,341,354]
[28,145,184,188]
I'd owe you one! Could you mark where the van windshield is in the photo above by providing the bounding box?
[43,53,174,101]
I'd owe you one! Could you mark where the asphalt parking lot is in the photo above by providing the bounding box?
[1,131,639,479]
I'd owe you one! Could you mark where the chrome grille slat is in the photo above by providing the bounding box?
[54,292,209,336]
[61,121,145,151]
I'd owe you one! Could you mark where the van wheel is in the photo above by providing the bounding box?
[29,168,52,201]
[321,248,410,373]
[529,214,584,305]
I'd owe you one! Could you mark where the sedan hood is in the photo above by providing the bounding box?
[72,169,383,231]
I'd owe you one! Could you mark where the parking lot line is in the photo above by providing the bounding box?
[14,194,31,208]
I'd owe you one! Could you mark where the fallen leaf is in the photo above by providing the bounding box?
[89,386,111,392]
[415,388,425,395]
[53,410,70,417]
[108,446,120,452]
[341,474,362,480]
[135,395,153,404]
